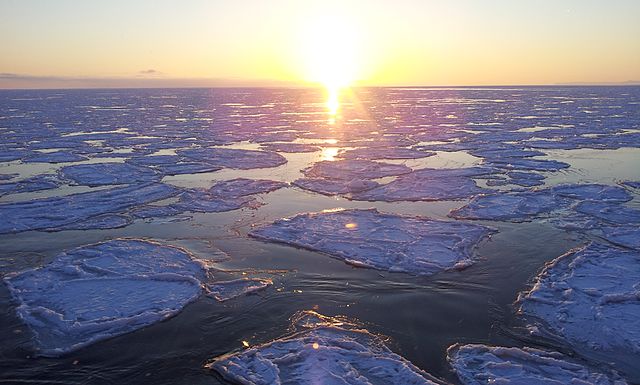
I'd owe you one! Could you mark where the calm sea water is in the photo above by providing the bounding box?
[0,87,639,384]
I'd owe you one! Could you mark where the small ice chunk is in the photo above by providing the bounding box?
[517,243,640,374]
[260,142,320,153]
[449,190,566,222]
[447,344,626,385]
[208,178,286,198]
[552,184,632,203]
[178,147,287,169]
[352,168,491,202]
[4,239,205,356]
[60,163,160,186]
[209,311,441,385]
[339,147,436,160]
[303,159,411,180]
[0,183,179,234]
[206,278,272,302]
[250,208,493,275]
[293,178,380,196]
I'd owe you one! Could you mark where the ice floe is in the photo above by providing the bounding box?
[339,147,436,160]
[0,175,62,196]
[206,278,272,302]
[552,184,632,203]
[303,159,412,180]
[293,178,380,196]
[172,189,260,213]
[447,344,626,385]
[485,157,570,172]
[60,163,160,186]
[574,201,640,225]
[0,183,179,234]
[3,239,206,356]
[24,151,88,164]
[260,142,320,153]
[352,168,491,202]
[449,190,566,222]
[208,178,287,198]
[209,310,442,385]
[517,243,640,373]
[250,209,493,275]
[178,147,287,169]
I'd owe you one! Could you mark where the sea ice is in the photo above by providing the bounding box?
[449,191,567,222]
[0,183,179,234]
[24,151,88,164]
[250,209,493,275]
[598,226,640,250]
[485,157,570,172]
[552,184,632,203]
[517,243,640,373]
[178,147,287,169]
[303,159,412,180]
[60,163,160,186]
[260,142,320,153]
[209,310,441,385]
[339,147,436,160]
[352,168,491,201]
[574,201,640,225]
[447,344,626,385]
[172,189,259,213]
[621,181,640,190]
[0,175,61,196]
[208,178,287,198]
[142,162,221,176]
[293,178,379,196]
[3,239,206,356]
[206,278,272,302]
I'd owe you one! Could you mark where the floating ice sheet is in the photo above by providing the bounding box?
[250,209,493,275]
[447,344,626,385]
[260,142,320,153]
[339,147,435,160]
[575,201,640,225]
[208,178,287,198]
[486,157,570,172]
[598,226,640,250]
[0,183,179,234]
[0,175,61,196]
[24,151,88,163]
[621,181,640,190]
[209,311,441,385]
[293,178,379,196]
[303,159,412,180]
[206,278,272,302]
[352,168,491,202]
[552,184,632,203]
[172,189,260,213]
[518,243,640,373]
[4,239,205,356]
[60,163,160,186]
[178,147,287,169]
[150,162,222,176]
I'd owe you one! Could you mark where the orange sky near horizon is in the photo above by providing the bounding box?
[1,0,639,88]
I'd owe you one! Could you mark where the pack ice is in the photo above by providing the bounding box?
[3,239,206,356]
[447,344,626,385]
[209,311,442,385]
[250,209,493,275]
[517,243,640,374]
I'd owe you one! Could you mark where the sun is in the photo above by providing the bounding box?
[298,13,361,96]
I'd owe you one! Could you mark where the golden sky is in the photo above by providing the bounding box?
[1,0,639,88]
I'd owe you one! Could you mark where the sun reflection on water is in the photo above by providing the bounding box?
[319,147,340,161]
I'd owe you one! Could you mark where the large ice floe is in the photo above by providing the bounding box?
[352,168,492,202]
[0,183,179,234]
[0,175,62,196]
[178,147,287,169]
[208,310,442,385]
[338,147,436,160]
[59,163,160,186]
[207,178,287,198]
[302,159,412,180]
[447,344,627,385]
[4,239,206,356]
[293,177,380,196]
[250,209,493,275]
[517,243,640,374]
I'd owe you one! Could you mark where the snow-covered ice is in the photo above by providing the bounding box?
[172,189,259,213]
[303,159,412,180]
[60,163,160,186]
[449,190,566,222]
[552,184,632,203]
[209,310,442,385]
[178,147,287,169]
[260,142,320,153]
[352,168,491,202]
[0,183,179,234]
[0,175,62,196]
[517,243,640,373]
[3,239,206,356]
[24,151,88,164]
[339,147,435,160]
[447,344,626,385]
[250,209,493,275]
[293,177,380,196]
[207,178,287,198]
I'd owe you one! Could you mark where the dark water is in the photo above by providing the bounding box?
[0,87,639,384]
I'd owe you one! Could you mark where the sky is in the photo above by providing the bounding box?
[1,0,639,88]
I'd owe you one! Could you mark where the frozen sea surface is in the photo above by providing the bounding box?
[4,239,205,356]
[209,311,442,385]
[517,243,640,374]
[1,86,640,384]
[447,344,626,385]
[250,208,494,275]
